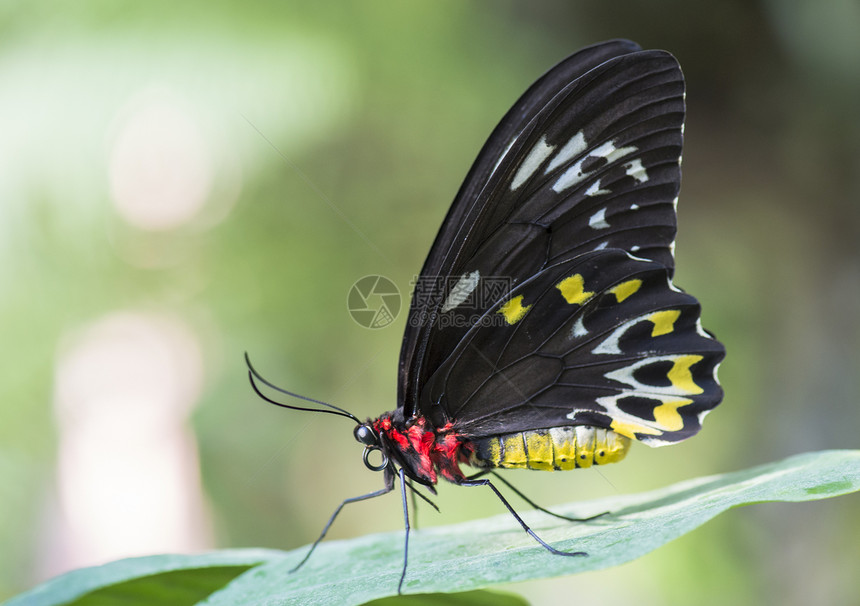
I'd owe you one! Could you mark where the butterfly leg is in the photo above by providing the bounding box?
[397,467,410,594]
[478,471,608,523]
[458,477,588,557]
[408,479,419,529]
[406,479,441,530]
[290,474,394,573]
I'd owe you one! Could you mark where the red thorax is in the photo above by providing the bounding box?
[372,414,471,484]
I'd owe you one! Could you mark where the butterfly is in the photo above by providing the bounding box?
[248,38,725,594]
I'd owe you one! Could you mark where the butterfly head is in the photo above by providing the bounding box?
[354,423,389,472]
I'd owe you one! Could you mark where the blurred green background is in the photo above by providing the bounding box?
[2,1,858,604]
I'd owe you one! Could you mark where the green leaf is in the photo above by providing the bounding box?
[4,551,279,606]
[64,566,256,606]
[361,589,529,605]
[7,450,859,606]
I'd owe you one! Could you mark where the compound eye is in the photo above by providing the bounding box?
[353,424,377,446]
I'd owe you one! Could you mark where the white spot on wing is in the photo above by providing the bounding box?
[593,241,608,250]
[511,136,554,190]
[592,319,628,355]
[626,251,650,263]
[695,317,710,339]
[585,179,610,197]
[630,203,639,210]
[552,140,638,193]
[623,158,649,183]
[546,131,587,172]
[592,391,693,444]
[604,355,699,396]
[593,140,638,163]
[551,158,589,192]
[441,270,480,312]
[571,316,588,338]
[592,309,671,355]
[588,208,609,230]
[696,361,722,425]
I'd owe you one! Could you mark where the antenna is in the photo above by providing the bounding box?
[244,353,361,424]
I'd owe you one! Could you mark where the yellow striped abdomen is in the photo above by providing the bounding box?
[467,426,630,471]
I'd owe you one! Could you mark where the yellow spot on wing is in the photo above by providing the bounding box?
[652,398,694,431]
[610,418,661,439]
[668,355,704,394]
[648,309,681,336]
[609,279,642,302]
[497,295,532,325]
[556,274,594,305]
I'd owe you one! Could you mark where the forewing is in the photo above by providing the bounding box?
[422,251,725,446]
[400,43,687,418]
[413,39,644,263]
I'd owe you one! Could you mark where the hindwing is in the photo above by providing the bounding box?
[422,250,724,445]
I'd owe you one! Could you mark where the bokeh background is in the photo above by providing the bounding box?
[2,1,858,604]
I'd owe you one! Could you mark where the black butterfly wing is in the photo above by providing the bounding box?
[400,40,647,413]
[400,41,691,422]
[421,250,724,445]
[412,39,644,251]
